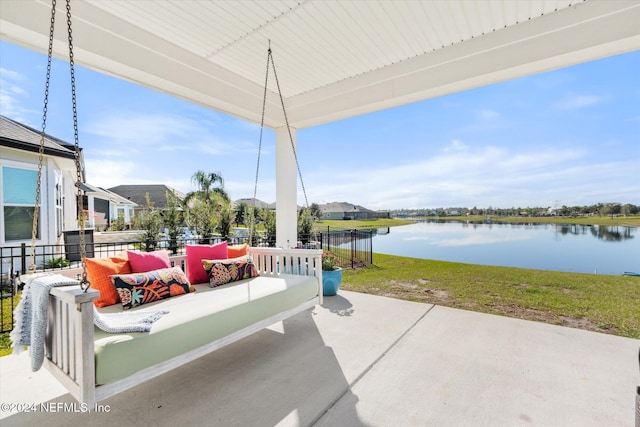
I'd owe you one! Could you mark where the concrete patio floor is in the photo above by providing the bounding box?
[1,290,638,426]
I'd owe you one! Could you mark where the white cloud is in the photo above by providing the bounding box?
[81,111,265,194]
[84,111,255,154]
[478,109,501,120]
[304,143,639,210]
[0,67,27,82]
[0,67,36,124]
[459,108,506,133]
[442,139,469,152]
[553,94,601,110]
[84,159,141,189]
[226,178,277,204]
[86,113,202,146]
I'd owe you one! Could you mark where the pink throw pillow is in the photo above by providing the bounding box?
[185,242,228,284]
[127,250,171,273]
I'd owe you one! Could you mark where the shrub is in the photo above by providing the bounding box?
[46,257,70,268]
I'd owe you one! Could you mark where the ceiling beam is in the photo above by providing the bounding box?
[1,1,638,131]
[287,1,640,128]
[0,0,285,127]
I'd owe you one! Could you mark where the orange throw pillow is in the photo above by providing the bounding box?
[85,256,131,307]
[227,243,248,258]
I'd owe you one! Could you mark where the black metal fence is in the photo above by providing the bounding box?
[316,227,374,269]
[0,229,373,333]
[0,236,239,334]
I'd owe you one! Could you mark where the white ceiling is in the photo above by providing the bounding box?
[1,0,639,129]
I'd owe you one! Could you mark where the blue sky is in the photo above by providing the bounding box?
[1,40,638,210]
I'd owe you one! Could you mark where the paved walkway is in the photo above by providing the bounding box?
[1,291,638,426]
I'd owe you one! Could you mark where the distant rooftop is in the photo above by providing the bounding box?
[109,184,185,209]
[0,114,78,160]
[234,198,275,210]
[320,202,373,214]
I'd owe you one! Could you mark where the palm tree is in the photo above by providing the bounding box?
[234,201,249,226]
[184,170,230,243]
[184,170,230,205]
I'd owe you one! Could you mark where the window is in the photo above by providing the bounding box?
[2,165,40,241]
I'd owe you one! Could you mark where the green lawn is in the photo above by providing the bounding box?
[314,218,415,230]
[1,292,18,357]
[343,253,640,338]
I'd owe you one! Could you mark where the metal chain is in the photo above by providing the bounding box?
[268,48,309,208]
[250,44,272,246]
[30,0,57,273]
[30,0,88,291]
[65,0,89,291]
[250,44,310,245]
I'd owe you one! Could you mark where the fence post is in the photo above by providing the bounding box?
[325,229,329,253]
[20,243,26,274]
[370,230,373,265]
[350,229,355,269]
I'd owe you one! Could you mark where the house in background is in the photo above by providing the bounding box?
[320,202,389,220]
[234,198,276,210]
[0,115,84,249]
[82,183,137,230]
[108,184,185,215]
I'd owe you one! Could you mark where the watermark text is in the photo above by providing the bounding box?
[1,401,111,413]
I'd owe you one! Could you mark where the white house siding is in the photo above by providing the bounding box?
[324,212,345,220]
[110,203,134,225]
[0,147,78,248]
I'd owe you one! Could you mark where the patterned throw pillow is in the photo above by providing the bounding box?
[111,266,194,310]
[201,256,259,288]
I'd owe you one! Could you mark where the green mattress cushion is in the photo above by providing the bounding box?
[94,273,319,385]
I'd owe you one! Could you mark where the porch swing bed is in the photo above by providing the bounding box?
[22,0,323,407]
[46,248,322,406]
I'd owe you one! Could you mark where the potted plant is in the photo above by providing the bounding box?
[321,252,342,296]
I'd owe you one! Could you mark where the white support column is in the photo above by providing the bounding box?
[275,126,298,248]
[87,196,95,229]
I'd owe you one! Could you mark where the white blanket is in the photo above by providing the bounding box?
[10,273,78,371]
[11,273,169,371]
[93,307,168,333]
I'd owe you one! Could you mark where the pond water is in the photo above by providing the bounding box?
[372,221,639,275]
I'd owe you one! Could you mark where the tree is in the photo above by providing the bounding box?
[110,215,126,231]
[184,170,229,243]
[309,203,322,221]
[261,207,276,246]
[184,170,230,205]
[217,201,233,241]
[185,199,219,243]
[297,207,313,245]
[136,193,162,252]
[243,205,260,246]
[163,190,183,254]
[234,202,249,226]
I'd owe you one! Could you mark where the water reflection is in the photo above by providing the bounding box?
[414,219,636,242]
[373,221,639,275]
